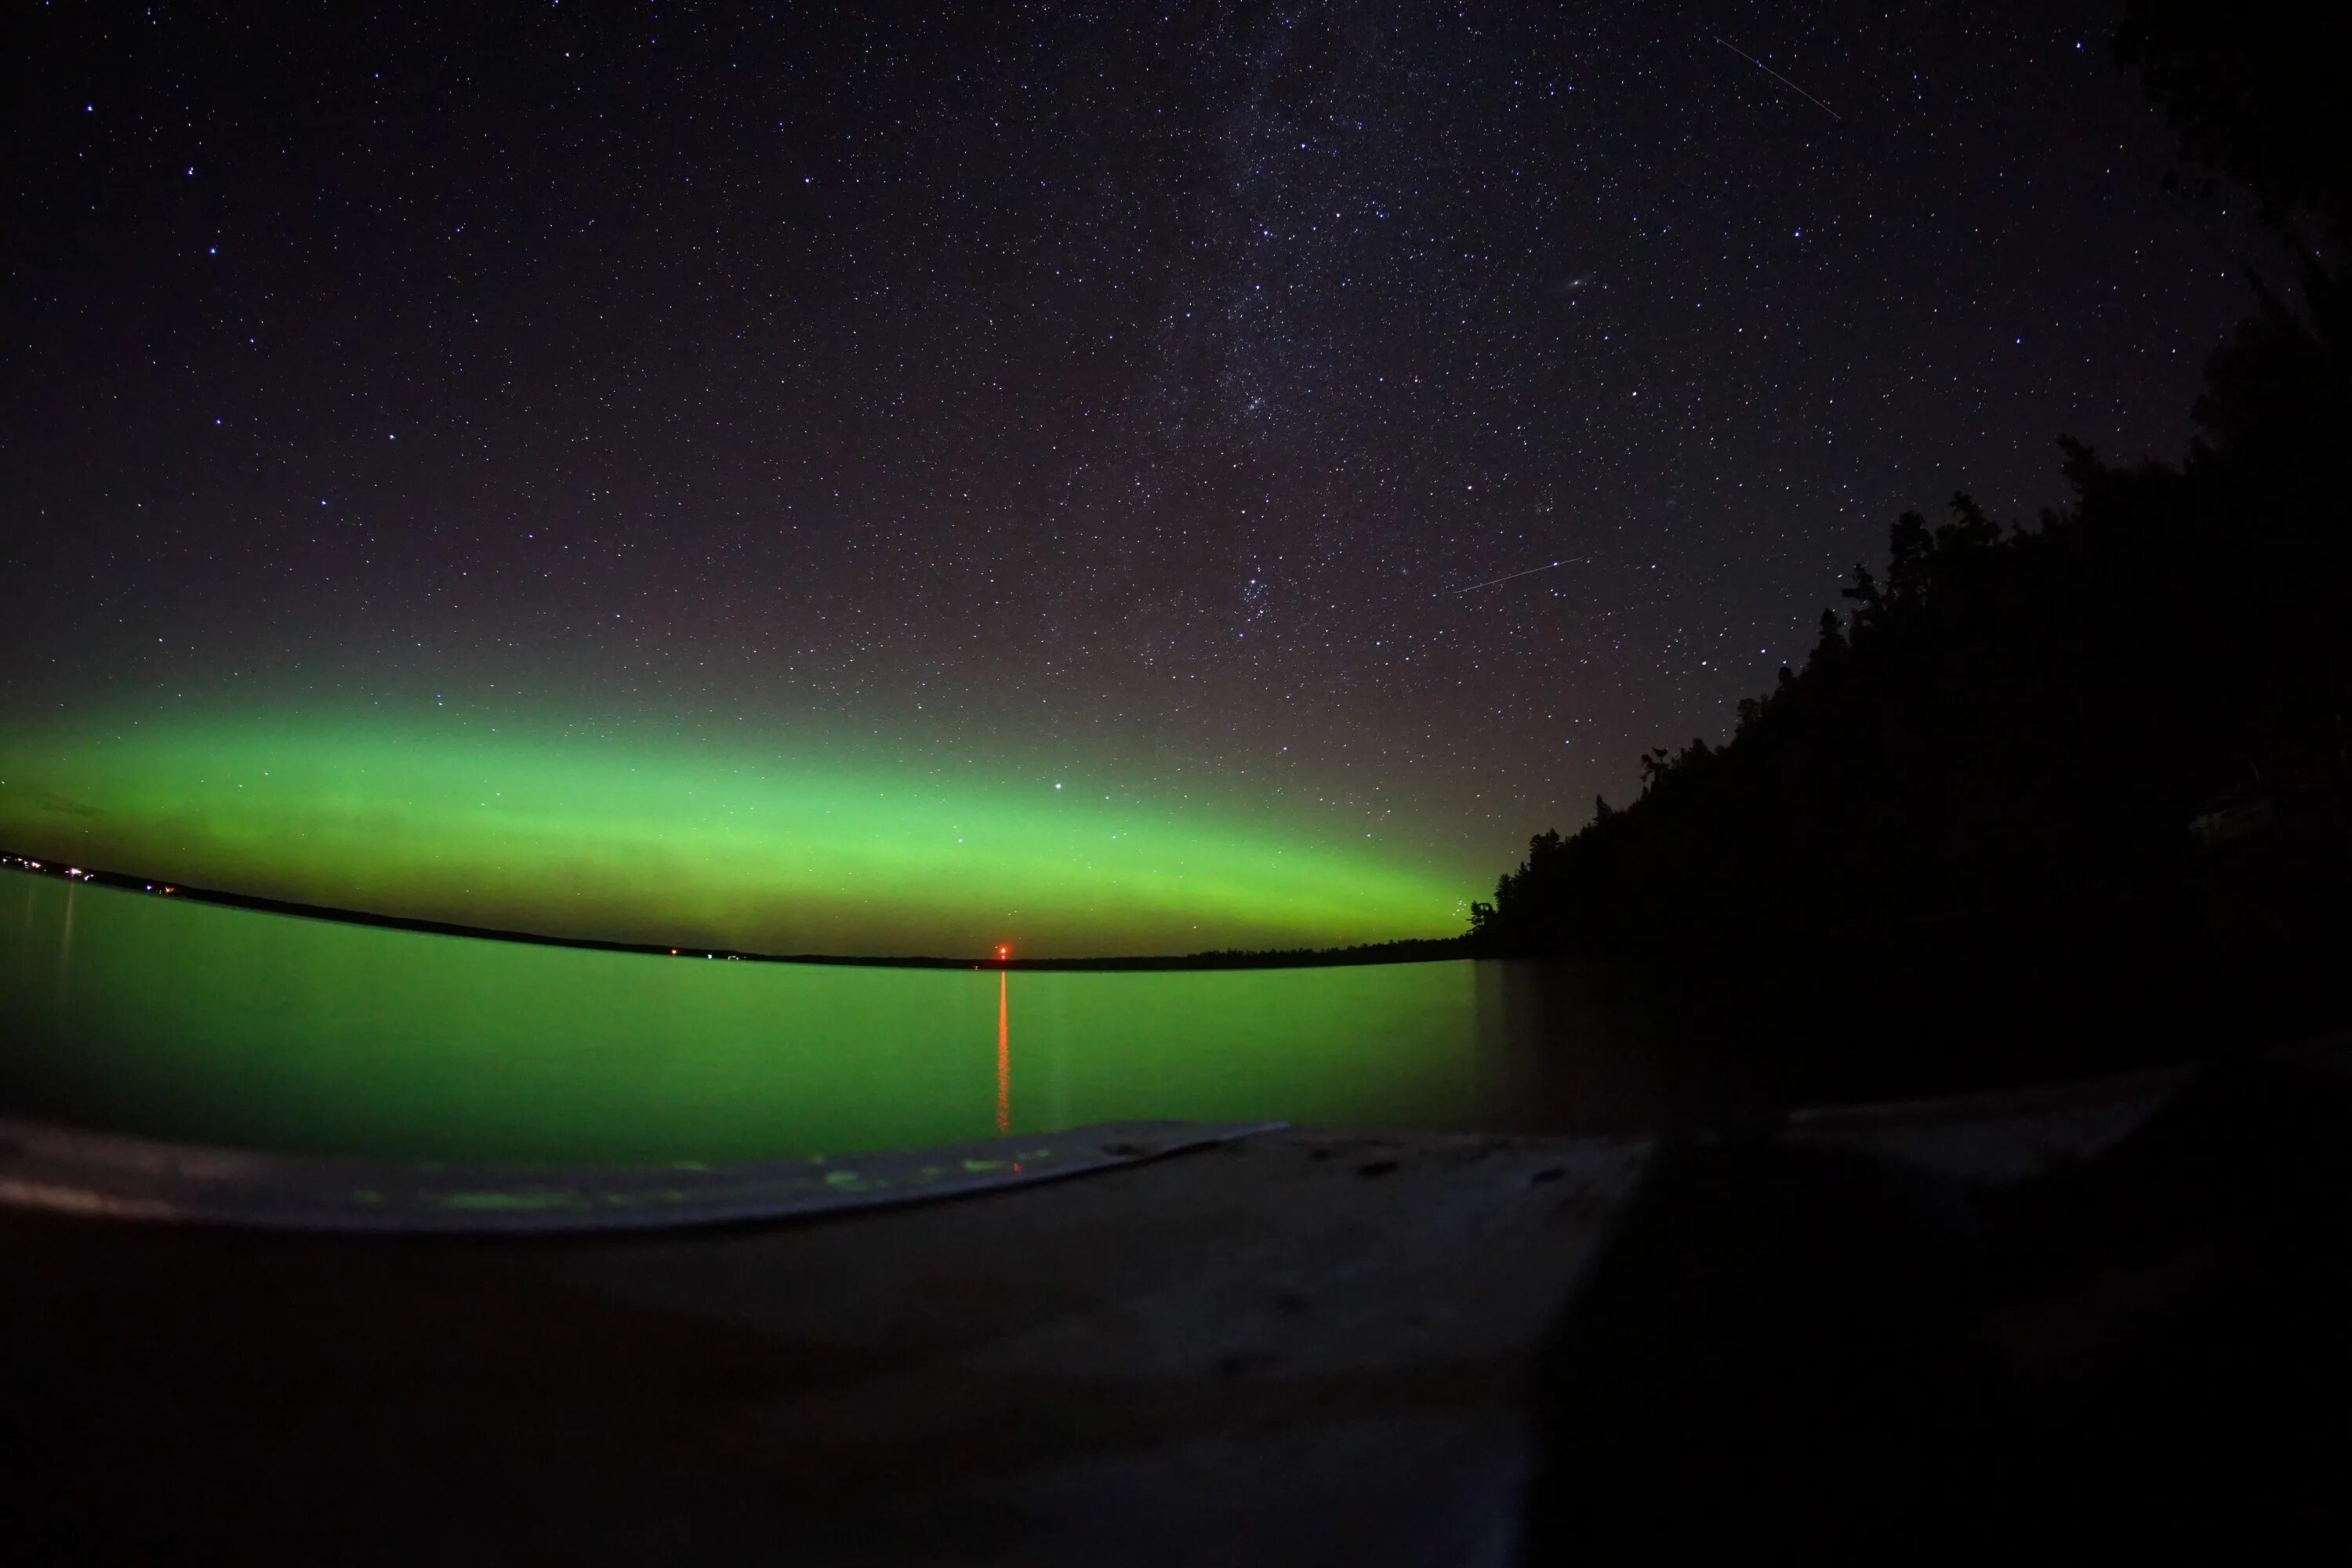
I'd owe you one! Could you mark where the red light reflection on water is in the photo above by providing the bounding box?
[995,971,1011,1134]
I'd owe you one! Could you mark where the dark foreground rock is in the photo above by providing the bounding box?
[7,1041,2349,1563]
[1523,1044,2352,1561]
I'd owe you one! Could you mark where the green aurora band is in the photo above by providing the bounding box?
[0,714,1473,956]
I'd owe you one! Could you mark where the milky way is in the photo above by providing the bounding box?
[0,2,2266,949]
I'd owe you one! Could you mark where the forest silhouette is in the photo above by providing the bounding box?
[1468,2,2350,1090]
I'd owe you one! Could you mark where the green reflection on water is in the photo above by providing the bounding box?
[1,871,1517,1163]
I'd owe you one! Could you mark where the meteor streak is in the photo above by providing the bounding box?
[1450,558,1583,595]
[1713,36,1842,122]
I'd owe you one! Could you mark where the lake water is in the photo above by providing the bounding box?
[0,869,1621,1163]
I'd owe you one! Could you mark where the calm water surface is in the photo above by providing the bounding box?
[0,870,1608,1163]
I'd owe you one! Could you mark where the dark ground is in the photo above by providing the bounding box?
[6,1044,2349,1562]
[0,1128,1643,1566]
[1525,1044,2352,1560]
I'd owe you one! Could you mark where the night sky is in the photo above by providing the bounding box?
[0,2,2263,953]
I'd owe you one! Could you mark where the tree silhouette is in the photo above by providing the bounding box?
[1468,3,2350,1080]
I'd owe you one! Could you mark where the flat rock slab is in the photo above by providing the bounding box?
[1784,1065,2196,1185]
[18,1054,2287,1562]
[2,1127,1653,1566]
[0,1116,1279,1232]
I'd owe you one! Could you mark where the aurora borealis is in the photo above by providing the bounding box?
[2,4,2258,955]
[0,712,1472,956]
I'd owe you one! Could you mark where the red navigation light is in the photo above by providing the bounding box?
[996,944,1011,961]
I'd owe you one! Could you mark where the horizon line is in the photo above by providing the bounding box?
[0,852,1471,972]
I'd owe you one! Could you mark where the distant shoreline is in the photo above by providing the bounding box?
[0,853,1471,971]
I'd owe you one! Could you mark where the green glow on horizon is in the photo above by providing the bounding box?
[0,713,1472,956]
